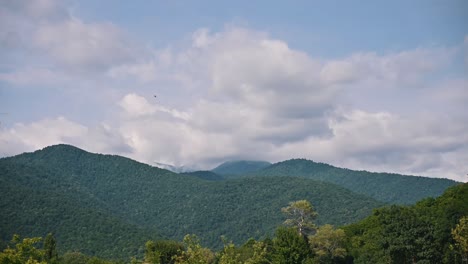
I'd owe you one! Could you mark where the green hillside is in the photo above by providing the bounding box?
[253,158,459,204]
[212,160,271,176]
[181,170,225,181]
[0,145,383,259]
[0,160,157,259]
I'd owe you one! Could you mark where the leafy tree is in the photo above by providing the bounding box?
[43,233,58,263]
[244,240,271,264]
[61,252,90,264]
[272,227,312,264]
[452,216,468,263]
[309,225,346,263]
[217,238,242,264]
[282,200,317,237]
[0,235,45,264]
[60,251,117,264]
[145,240,161,264]
[173,235,215,264]
[344,183,468,264]
[145,240,184,264]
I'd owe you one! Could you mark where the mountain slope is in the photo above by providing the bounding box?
[0,160,157,259]
[253,158,459,204]
[0,145,383,258]
[182,170,225,181]
[212,160,271,176]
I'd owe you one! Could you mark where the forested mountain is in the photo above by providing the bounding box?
[0,157,158,259]
[252,159,459,204]
[0,144,383,259]
[5,184,466,264]
[211,160,271,176]
[181,171,225,181]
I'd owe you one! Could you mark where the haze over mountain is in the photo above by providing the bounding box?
[0,144,389,258]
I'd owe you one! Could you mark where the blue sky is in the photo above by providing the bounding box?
[0,0,467,181]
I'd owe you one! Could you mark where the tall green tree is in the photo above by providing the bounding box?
[173,235,215,264]
[43,233,58,263]
[281,200,318,237]
[145,240,184,264]
[217,238,242,264]
[309,225,346,263]
[452,216,468,263]
[272,227,312,264]
[145,240,161,264]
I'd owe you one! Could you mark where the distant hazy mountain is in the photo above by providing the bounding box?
[253,158,459,204]
[212,160,272,176]
[154,161,194,173]
[0,145,383,259]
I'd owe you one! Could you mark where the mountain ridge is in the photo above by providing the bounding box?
[1,144,386,258]
[251,158,459,204]
[212,160,272,175]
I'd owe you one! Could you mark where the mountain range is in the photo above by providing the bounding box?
[0,144,460,259]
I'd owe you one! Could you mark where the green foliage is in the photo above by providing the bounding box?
[309,225,346,263]
[254,158,459,204]
[281,200,317,237]
[217,238,271,264]
[344,183,468,264]
[211,160,271,176]
[2,182,466,263]
[0,144,383,259]
[61,251,118,264]
[43,233,58,263]
[181,171,224,181]
[451,216,468,262]
[145,240,184,264]
[243,240,271,264]
[0,235,45,264]
[217,239,242,264]
[272,227,312,264]
[173,235,215,264]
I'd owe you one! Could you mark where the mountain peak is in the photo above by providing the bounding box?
[212,160,271,175]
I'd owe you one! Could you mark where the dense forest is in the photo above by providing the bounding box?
[211,161,272,176]
[1,183,467,263]
[250,159,458,204]
[0,145,383,258]
[0,144,465,263]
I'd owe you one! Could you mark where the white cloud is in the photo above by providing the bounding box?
[0,117,87,156]
[34,18,137,71]
[321,48,454,87]
[1,19,467,182]
[1,92,467,182]
[0,117,131,158]
[272,110,468,181]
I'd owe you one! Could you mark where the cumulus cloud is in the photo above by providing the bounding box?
[1,0,141,78]
[34,18,137,71]
[321,48,454,87]
[0,0,68,55]
[1,14,467,183]
[0,117,131,157]
[2,91,467,182]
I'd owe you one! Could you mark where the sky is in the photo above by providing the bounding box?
[0,0,467,181]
